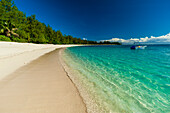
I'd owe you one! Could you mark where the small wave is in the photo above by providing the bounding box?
[64,46,170,113]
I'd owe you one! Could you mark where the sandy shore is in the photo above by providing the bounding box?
[0,48,87,113]
[0,42,79,80]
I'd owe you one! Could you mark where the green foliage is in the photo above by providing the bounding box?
[16,30,27,39]
[11,36,27,42]
[0,35,11,41]
[99,41,121,45]
[0,0,121,45]
[0,0,20,37]
[36,34,48,44]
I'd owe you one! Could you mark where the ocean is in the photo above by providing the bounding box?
[62,45,170,113]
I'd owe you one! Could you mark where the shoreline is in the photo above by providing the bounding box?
[0,48,87,113]
[60,48,102,113]
[59,48,88,112]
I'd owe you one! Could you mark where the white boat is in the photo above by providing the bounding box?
[131,45,147,49]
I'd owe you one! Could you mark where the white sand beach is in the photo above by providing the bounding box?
[0,41,79,80]
[0,42,86,113]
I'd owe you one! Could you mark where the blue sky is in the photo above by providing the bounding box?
[14,0,170,41]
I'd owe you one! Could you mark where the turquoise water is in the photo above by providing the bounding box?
[63,45,170,113]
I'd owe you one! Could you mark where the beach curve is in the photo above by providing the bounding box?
[0,43,86,113]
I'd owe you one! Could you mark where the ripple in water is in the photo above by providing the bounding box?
[63,45,170,113]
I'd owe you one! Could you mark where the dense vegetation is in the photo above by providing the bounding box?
[0,0,121,45]
[99,41,121,45]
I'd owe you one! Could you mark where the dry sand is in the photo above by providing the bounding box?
[0,42,80,80]
[0,49,87,113]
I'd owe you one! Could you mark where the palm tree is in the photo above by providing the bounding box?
[0,20,19,37]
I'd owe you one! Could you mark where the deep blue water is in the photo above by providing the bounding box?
[63,45,170,113]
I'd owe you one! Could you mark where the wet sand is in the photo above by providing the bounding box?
[0,49,86,113]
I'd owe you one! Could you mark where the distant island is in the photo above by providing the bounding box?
[0,0,121,45]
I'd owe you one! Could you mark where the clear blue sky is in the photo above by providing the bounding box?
[14,0,170,41]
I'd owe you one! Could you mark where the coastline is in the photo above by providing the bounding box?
[60,46,170,113]
[0,46,87,113]
[60,48,102,113]
[0,41,80,80]
[59,48,88,111]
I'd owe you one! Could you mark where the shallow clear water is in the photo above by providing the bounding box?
[63,45,170,113]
